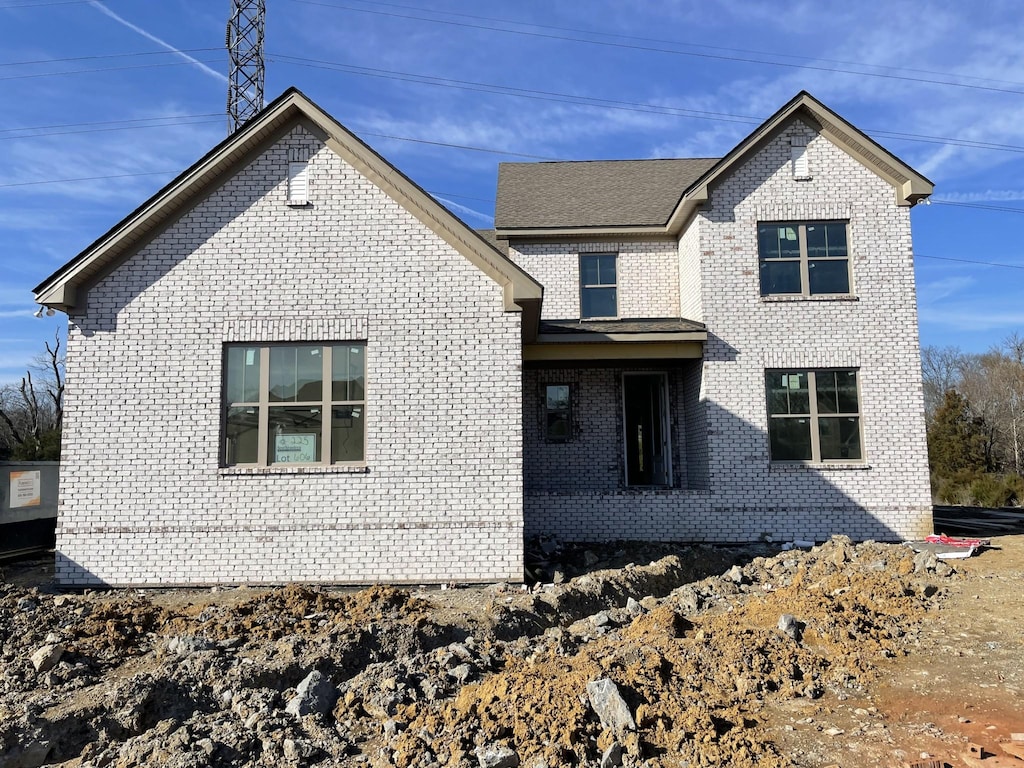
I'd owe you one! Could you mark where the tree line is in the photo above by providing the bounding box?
[0,333,63,461]
[923,334,1024,506]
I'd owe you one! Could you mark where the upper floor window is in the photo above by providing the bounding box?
[580,253,617,318]
[223,343,365,467]
[758,222,850,296]
[766,369,862,463]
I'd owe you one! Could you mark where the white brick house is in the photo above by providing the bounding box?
[34,89,935,586]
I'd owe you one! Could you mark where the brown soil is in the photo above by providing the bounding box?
[0,536,1021,768]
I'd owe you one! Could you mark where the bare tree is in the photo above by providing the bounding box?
[0,332,64,461]
[921,345,966,423]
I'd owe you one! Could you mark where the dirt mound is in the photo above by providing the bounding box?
[2,535,1018,768]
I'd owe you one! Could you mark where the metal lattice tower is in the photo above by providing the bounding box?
[226,0,266,133]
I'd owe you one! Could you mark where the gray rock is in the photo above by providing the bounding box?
[475,743,520,768]
[913,549,938,574]
[17,597,38,613]
[625,597,643,616]
[601,741,623,768]
[30,644,64,673]
[590,611,611,628]
[167,635,216,655]
[448,663,473,684]
[672,585,701,614]
[285,670,338,717]
[586,678,636,732]
[725,565,745,584]
[777,614,801,642]
[0,740,51,768]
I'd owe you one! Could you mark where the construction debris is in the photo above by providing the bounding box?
[0,535,1021,767]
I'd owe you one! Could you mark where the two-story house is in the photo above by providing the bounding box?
[34,89,934,586]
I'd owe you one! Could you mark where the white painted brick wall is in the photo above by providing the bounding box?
[522,123,933,543]
[56,124,524,586]
[507,240,680,319]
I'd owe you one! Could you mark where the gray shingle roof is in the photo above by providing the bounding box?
[495,158,720,229]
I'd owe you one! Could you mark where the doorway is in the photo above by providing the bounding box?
[623,373,671,486]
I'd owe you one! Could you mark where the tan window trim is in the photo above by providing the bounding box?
[223,342,366,468]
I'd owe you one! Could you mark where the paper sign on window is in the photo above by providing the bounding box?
[9,470,41,508]
[275,434,316,463]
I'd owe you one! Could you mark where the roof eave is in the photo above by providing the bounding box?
[494,225,670,240]
[34,88,542,315]
[664,91,934,229]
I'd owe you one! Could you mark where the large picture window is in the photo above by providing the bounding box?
[758,221,850,296]
[223,343,365,466]
[580,253,617,318]
[766,369,862,462]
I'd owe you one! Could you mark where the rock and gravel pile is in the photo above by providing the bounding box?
[0,537,955,768]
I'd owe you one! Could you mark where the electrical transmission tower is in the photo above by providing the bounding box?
[226,0,266,133]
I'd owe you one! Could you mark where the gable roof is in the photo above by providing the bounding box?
[33,88,542,319]
[495,158,718,230]
[494,90,933,238]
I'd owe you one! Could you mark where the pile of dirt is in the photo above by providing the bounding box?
[0,535,1018,768]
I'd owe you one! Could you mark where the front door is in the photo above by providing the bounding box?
[623,373,671,486]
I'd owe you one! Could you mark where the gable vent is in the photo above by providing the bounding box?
[791,135,811,181]
[287,160,309,205]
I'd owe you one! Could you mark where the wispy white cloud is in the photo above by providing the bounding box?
[935,190,1024,203]
[87,1,226,84]
[917,275,978,304]
[919,304,1024,332]
[434,197,493,224]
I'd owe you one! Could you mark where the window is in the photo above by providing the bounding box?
[758,221,850,296]
[223,343,365,466]
[766,370,862,462]
[543,384,572,442]
[580,253,617,318]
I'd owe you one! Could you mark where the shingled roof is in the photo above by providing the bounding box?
[495,158,719,230]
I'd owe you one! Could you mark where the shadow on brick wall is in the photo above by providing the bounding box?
[524,393,930,545]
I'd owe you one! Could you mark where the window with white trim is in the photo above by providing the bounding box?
[580,253,617,318]
[758,221,850,296]
[766,369,862,462]
[223,343,365,466]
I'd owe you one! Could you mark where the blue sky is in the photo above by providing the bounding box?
[2,0,1024,382]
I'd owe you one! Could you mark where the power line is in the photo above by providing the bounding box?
[272,54,1024,156]
[931,200,1024,214]
[0,48,221,68]
[0,1,93,7]
[287,0,1024,97]
[917,253,1024,270]
[0,113,221,135]
[0,170,176,189]
[0,116,222,141]
[331,0,1024,92]
[352,130,561,160]
[272,54,762,125]
[0,57,226,82]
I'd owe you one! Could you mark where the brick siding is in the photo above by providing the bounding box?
[521,122,933,543]
[56,123,524,586]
